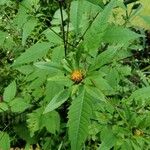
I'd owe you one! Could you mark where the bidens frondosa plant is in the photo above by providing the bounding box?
[0,0,150,149]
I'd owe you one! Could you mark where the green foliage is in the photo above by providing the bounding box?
[0,132,10,150]
[3,81,16,102]
[44,89,70,113]
[68,87,92,150]
[13,42,51,66]
[0,0,150,149]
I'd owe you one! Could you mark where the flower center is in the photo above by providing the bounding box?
[71,70,83,83]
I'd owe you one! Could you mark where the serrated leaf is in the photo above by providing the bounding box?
[42,111,60,134]
[34,61,63,72]
[98,127,116,150]
[84,0,115,53]
[47,74,73,87]
[22,17,38,46]
[89,46,118,71]
[85,85,106,102]
[44,89,70,114]
[27,108,42,137]
[130,86,150,100]
[9,98,31,113]
[68,86,92,150]
[89,75,114,95]
[13,42,51,66]
[27,108,60,136]
[70,0,84,35]
[3,81,16,102]
[103,25,142,44]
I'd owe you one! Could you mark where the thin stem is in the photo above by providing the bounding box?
[49,27,76,49]
[66,0,71,52]
[75,12,100,47]
[59,1,67,56]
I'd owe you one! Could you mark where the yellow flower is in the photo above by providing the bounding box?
[134,129,144,136]
[71,70,83,83]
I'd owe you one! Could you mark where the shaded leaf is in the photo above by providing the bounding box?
[22,17,38,46]
[98,127,116,150]
[3,81,16,102]
[43,29,63,45]
[42,111,60,134]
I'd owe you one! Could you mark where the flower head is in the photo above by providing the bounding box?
[71,70,83,83]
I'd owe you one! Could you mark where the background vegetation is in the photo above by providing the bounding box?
[0,0,150,149]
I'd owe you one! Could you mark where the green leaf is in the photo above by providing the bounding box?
[43,29,63,45]
[15,65,35,75]
[44,89,70,114]
[0,0,9,5]
[13,42,51,66]
[13,5,29,28]
[0,31,8,46]
[84,0,115,53]
[130,86,150,101]
[141,15,150,26]
[0,132,10,150]
[52,45,65,62]
[21,0,40,11]
[47,74,73,87]
[103,25,142,44]
[85,85,106,102]
[9,98,31,113]
[89,46,118,71]
[27,108,60,136]
[34,61,63,72]
[88,75,114,95]
[14,124,38,144]
[86,0,104,8]
[120,139,133,150]
[68,86,92,150]
[0,103,8,112]
[3,81,16,102]
[98,127,116,150]
[27,108,42,137]
[53,9,68,21]
[44,81,64,103]
[22,17,38,46]
[42,111,60,134]
[70,0,84,35]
